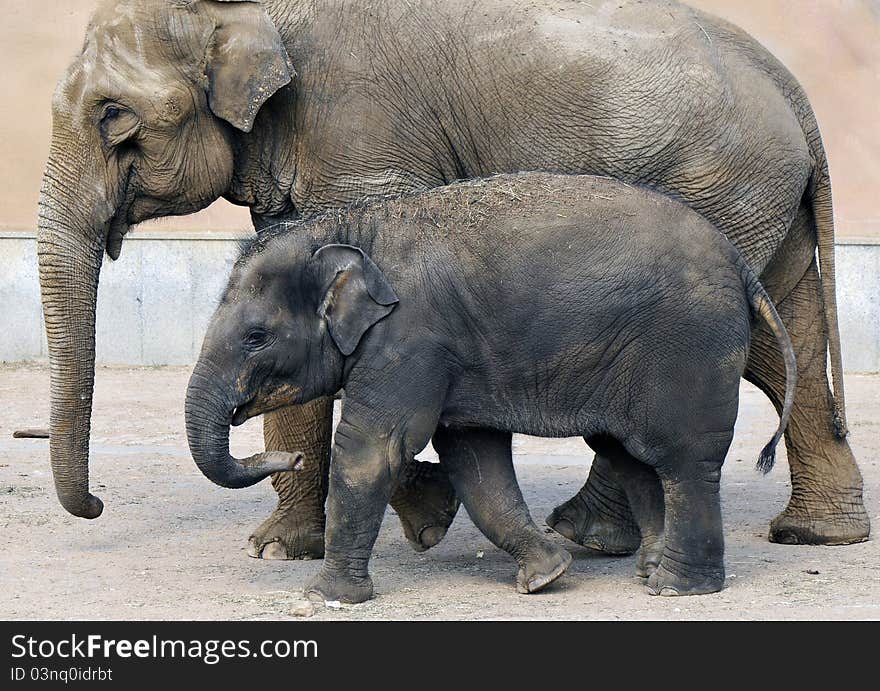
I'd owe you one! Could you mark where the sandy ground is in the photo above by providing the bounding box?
[0,364,877,621]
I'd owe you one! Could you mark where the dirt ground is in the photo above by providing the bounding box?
[0,364,877,621]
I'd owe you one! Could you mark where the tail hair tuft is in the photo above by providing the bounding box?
[756,442,777,475]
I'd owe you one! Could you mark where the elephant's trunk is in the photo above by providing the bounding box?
[185,366,302,488]
[36,168,105,519]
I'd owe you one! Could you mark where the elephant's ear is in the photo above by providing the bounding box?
[310,245,400,356]
[202,0,293,133]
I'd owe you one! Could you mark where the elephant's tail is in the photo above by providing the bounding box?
[740,262,798,474]
[794,99,848,437]
[809,150,848,438]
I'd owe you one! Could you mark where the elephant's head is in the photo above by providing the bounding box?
[38,0,293,517]
[185,235,398,488]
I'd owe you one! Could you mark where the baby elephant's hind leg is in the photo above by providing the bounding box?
[433,427,572,594]
[608,451,666,578]
[647,457,726,597]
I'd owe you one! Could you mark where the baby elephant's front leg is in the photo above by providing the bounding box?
[434,427,572,593]
[304,417,399,604]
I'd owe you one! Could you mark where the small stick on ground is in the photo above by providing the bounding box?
[13,428,49,439]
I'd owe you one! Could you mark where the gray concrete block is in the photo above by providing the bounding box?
[189,242,241,360]
[141,241,196,365]
[0,238,43,362]
[2,234,878,371]
[837,244,880,373]
[96,242,143,365]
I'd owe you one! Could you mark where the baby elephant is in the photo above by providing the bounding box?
[185,173,795,603]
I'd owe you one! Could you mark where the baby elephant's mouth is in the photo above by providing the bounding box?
[230,384,304,427]
[231,401,256,427]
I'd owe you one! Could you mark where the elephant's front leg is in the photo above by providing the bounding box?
[248,397,461,559]
[304,417,403,604]
[390,455,460,552]
[247,398,333,560]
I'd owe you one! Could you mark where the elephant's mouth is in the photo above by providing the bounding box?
[105,214,129,261]
[104,170,140,260]
[230,383,303,427]
[231,398,257,427]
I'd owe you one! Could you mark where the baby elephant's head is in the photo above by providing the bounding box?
[185,236,398,488]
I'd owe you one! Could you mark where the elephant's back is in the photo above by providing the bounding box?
[349,0,770,62]
[291,0,815,272]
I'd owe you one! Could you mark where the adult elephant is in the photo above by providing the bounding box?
[38,0,869,558]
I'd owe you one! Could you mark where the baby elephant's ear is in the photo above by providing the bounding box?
[311,245,399,356]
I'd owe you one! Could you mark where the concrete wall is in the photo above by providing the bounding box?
[2,232,878,371]
[836,242,880,373]
[0,230,244,365]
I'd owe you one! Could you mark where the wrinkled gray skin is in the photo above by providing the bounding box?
[39,0,868,557]
[186,174,798,602]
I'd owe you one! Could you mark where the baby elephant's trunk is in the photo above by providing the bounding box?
[185,367,303,488]
[742,269,798,474]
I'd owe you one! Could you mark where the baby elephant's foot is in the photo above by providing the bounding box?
[304,567,374,604]
[392,461,460,552]
[635,536,664,578]
[546,492,641,555]
[645,560,724,597]
[515,544,573,594]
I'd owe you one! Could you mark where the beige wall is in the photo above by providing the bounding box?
[0,0,249,233]
[2,0,878,237]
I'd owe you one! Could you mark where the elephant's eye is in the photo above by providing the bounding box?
[99,105,140,148]
[243,329,274,351]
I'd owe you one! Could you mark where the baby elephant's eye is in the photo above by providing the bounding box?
[243,329,274,351]
[104,106,120,120]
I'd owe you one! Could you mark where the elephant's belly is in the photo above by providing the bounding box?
[438,380,604,440]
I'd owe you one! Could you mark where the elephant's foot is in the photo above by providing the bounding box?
[546,489,641,555]
[391,460,461,552]
[645,561,724,597]
[768,496,869,546]
[765,433,868,546]
[247,507,325,560]
[516,544,573,594]
[635,536,664,579]
[305,567,373,605]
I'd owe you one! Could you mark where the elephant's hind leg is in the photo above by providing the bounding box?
[646,455,726,597]
[746,260,869,545]
[546,453,641,555]
[248,398,333,560]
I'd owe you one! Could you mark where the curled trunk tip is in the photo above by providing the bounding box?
[185,376,304,488]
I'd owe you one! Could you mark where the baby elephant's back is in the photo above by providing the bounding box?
[451,174,753,331]
[439,175,755,423]
[430,174,747,290]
